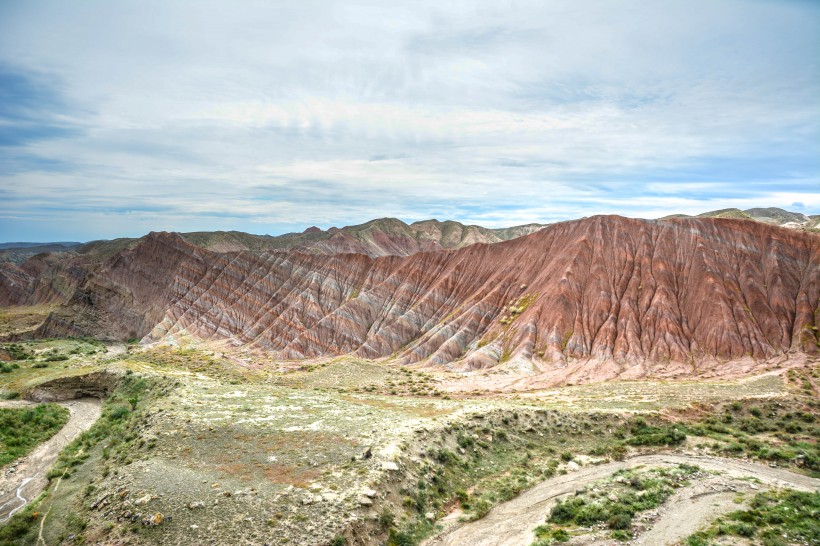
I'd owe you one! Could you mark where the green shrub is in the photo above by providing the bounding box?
[626,419,686,446]
[611,529,631,541]
[457,433,475,448]
[532,525,570,545]
[0,403,70,466]
[608,512,632,530]
[0,498,41,544]
[378,508,395,529]
[388,529,414,546]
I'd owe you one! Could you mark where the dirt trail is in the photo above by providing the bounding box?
[424,454,820,546]
[0,397,102,521]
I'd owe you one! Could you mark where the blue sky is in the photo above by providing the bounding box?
[0,0,818,242]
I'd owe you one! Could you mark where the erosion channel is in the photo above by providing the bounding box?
[0,397,103,521]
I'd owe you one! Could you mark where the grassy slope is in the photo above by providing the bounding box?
[0,404,70,467]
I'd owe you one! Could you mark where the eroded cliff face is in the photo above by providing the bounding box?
[34,216,820,372]
[0,253,90,307]
[37,232,210,340]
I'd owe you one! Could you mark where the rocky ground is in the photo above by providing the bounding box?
[0,338,816,545]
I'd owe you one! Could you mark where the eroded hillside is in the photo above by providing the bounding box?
[29,216,819,385]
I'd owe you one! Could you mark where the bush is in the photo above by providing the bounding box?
[0,404,70,467]
[608,512,633,530]
[378,508,395,529]
[533,525,570,544]
[626,420,686,446]
[388,529,414,546]
[550,498,585,523]
[44,354,68,362]
[0,501,40,543]
[457,433,475,448]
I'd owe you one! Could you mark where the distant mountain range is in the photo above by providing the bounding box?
[3,208,816,267]
[14,215,816,383]
[0,242,82,251]
[663,207,820,230]
[0,218,545,264]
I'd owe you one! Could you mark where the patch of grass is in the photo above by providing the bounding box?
[2,343,33,361]
[0,493,44,545]
[686,490,820,546]
[547,464,701,533]
[626,417,686,446]
[0,403,70,466]
[126,346,265,383]
[532,524,570,545]
[681,396,820,475]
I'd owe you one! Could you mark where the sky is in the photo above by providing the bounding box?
[0,0,818,242]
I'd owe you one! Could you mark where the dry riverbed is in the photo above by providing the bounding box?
[0,398,102,521]
[424,454,819,546]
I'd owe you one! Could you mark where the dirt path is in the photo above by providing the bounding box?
[0,397,102,521]
[423,453,820,546]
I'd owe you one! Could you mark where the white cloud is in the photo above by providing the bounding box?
[0,0,818,240]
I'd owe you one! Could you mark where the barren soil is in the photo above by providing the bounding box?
[424,454,820,546]
[0,397,101,521]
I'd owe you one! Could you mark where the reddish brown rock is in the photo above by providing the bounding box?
[30,216,818,380]
[0,253,90,307]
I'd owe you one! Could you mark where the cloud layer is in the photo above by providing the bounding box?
[1,0,818,241]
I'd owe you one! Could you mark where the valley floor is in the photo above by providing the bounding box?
[0,335,817,546]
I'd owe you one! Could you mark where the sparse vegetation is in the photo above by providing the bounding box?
[48,373,166,481]
[531,524,570,545]
[0,493,44,546]
[0,330,816,546]
[686,490,820,546]
[0,403,69,466]
[682,396,820,475]
[546,465,701,536]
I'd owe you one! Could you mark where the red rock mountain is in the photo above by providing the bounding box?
[31,216,819,375]
[0,219,542,308]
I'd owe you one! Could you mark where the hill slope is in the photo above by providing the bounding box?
[35,216,819,383]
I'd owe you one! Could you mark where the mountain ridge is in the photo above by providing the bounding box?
[26,215,819,386]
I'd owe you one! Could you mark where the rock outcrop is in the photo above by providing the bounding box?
[26,371,120,402]
[32,216,819,375]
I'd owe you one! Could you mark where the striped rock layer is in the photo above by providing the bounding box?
[37,216,819,370]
